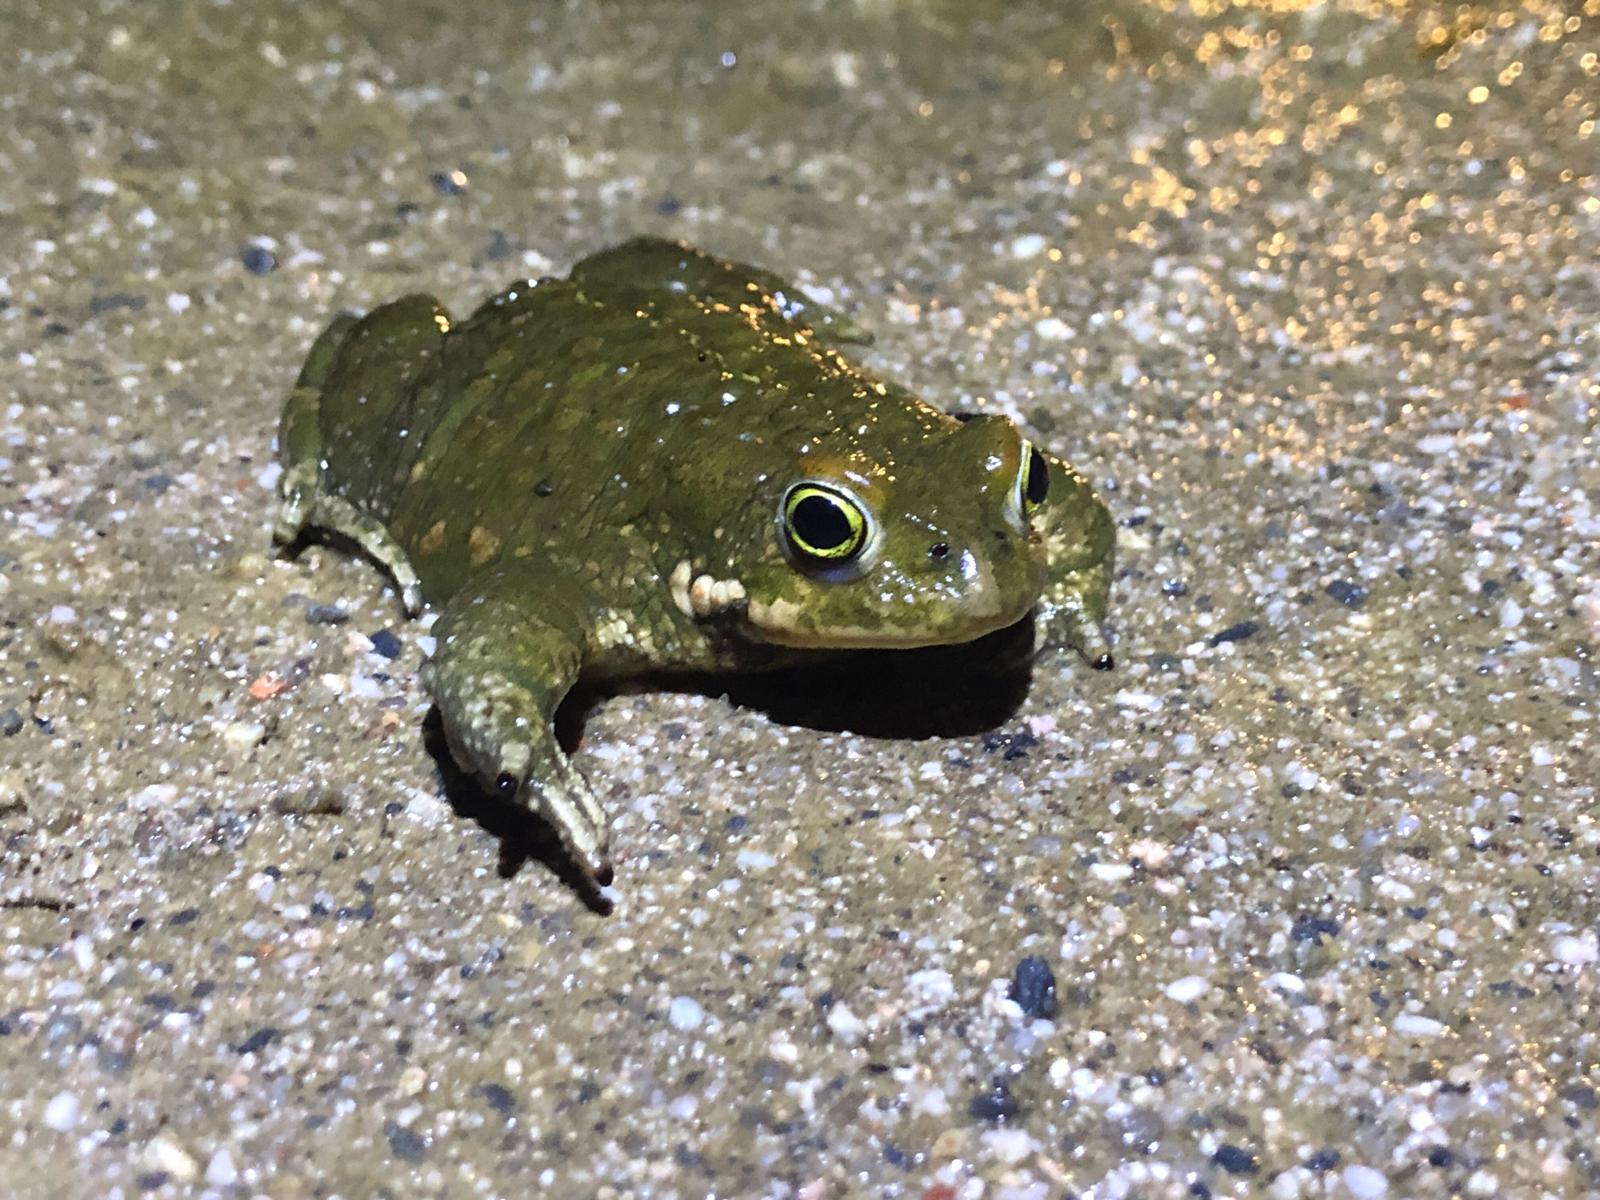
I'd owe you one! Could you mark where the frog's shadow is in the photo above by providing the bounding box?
[424,621,1037,909]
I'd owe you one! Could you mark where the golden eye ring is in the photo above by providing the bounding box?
[781,484,869,564]
[1017,441,1050,515]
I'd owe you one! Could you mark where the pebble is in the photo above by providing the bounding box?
[1009,234,1046,259]
[306,603,350,625]
[1213,1144,1257,1175]
[668,995,704,1031]
[240,245,277,275]
[1009,956,1059,1020]
[145,1136,199,1182]
[368,629,403,659]
[205,1149,239,1187]
[0,707,23,737]
[825,1002,866,1045]
[968,1080,1019,1123]
[1343,1165,1388,1197]
[1165,975,1210,1003]
[43,1091,80,1131]
[1325,579,1369,608]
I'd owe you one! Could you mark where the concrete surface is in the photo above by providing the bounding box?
[2,2,1597,1197]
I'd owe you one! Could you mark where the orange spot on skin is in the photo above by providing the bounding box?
[468,525,501,566]
[420,520,447,554]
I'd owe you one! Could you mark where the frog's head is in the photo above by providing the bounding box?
[735,410,1049,649]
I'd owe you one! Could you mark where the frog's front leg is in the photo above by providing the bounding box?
[1033,451,1117,671]
[425,568,613,885]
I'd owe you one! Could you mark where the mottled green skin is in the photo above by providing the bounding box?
[276,238,1114,887]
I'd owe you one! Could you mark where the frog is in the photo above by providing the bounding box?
[275,237,1114,889]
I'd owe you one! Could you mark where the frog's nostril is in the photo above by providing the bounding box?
[928,542,950,561]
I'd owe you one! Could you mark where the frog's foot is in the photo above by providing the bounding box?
[427,578,613,886]
[288,492,425,619]
[1035,558,1116,672]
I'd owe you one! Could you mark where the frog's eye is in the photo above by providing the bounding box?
[782,484,869,564]
[1017,441,1050,515]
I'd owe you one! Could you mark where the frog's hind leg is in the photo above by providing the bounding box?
[274,312,424,618]
[570,236,874,345]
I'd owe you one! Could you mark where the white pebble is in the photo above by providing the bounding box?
[48,605,77,624]
[205,1149,239,1186]
[668,995,704,1031]
[1165,975,1210,1003]
[825,1002,866,1045]
[1010,234,1046,259]
[1034,316,1072,340]
[43,1091,80,1131]
[1392,1013,1446,1037]
[1343,1164,1388,1198]
[1552,933,1598,966]
[145,1137,198,1182]
[735,848,776,871]
[1499,597,1523,629]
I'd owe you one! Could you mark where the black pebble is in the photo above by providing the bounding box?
[968,1080,1019,1123]
[368,629,402,658]
[431,170,467,196]
[1208,620,1259,647]
[1291,914,1342,943]
[656,196,682,216]
[240,246,277,275]
[1161,578,1189,597]
[236,1026,282,1055]
[478,1083,516,1116]
[1305,1148,1340,1171]
[0,708,23,737]
[384,1121,427,1161]
[306,603,349,626]
[1325,579,1369,608]
[1212,1145,1257,1175]
[1009,956,1059,1020]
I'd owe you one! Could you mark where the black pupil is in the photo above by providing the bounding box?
[1025,447,1049,506]
[792,494,853,551]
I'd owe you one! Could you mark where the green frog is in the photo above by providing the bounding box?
[275,238,1114,888]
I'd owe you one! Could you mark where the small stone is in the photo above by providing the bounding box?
[236,1026,281,1055]
[240,246,277,275]
[1009,956,1059,1020]
[43,1091,80,1131]
[1291,914,1342,943]
[0,708,23,737]
[668,995,704,1031]
[1165,975,1209,1003]
[384,1121,426,1162]
[205,1150,238,1187]
[968,1080,1019,1123]
[825,1002,866,1045]
[1208,620,1259,647]
[1212,1144,1257,1175]
[221,721,266,752]
[145,1136,198,1182]
[306,603,350,626]
[1325,579,1369,608]
[368,629,403,659]
[1343,1164,1388,1198]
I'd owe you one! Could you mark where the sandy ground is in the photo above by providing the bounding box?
[2,2,1598,1197]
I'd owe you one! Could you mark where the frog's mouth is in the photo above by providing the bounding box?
[742,591,1035,651]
